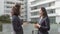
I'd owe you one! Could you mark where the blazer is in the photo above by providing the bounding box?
[12,15,23,34]
[38,16,50,34]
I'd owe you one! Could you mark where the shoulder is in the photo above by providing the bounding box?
[12,16,18,20]
[45,16,50,22]
[44,16,49,21]
[45,16,49,19]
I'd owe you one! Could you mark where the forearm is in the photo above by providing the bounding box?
[39,26,50,30]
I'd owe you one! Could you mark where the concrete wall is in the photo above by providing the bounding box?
[0,0,4,16]
[55,0,60,23]
[27,0,31,21]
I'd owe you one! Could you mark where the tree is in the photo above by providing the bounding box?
[0,14,11,23]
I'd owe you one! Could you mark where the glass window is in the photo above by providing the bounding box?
[47,9,55,14]
[31,16,56,23]
[4,10,10,13]
[31,2,55,10]
[5,1,15,4]
[49,2,55,6]
[40,3,49,7]
[19,0,24,1]
[31,0,45,5]
[49,16,56,23]
[6,6,12,8]
[31,12,39,16]
[31,6,37,10]
[31,1,36,5]
[4,6,12,8]
[31,18,39,22]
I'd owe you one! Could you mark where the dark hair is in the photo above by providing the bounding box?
[12,3,21,16]
[40,7,48,17]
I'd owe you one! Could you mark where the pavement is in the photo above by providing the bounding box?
[0,23,60,34]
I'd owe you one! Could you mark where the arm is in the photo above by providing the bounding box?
[39,17,50,31]
[12,17,21,31]
[20,19,23,25]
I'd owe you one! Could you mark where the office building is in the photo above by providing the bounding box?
[27,0,60,24]
[0,0,27,21]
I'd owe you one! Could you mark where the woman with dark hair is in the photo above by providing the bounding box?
[11,4,23,34]
[34,7,50,34]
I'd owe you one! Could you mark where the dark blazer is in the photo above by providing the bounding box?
[12,15,23,34]
[38,16,50,34]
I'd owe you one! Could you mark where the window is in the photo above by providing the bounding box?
[6,6,12,8]
[25,15,27,18]
[31,3,54,10]
[19,0,24,1]
[31,18,39,22]
[38,3,49,8]
[31,0,45,5]
[31,2,55,10]
[31,1,34,4]
[47,9,55,14]
[31,4,49,10]
[31,12,39,16]
[4,6,12,8]
[49,2,55,6]
[6,1,15,4]
[5,10,10,13]
[49,16,56,23]
[31,6,37,10]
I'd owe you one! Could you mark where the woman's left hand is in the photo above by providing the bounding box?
[35,24,41,28]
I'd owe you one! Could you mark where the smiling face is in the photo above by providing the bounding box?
[39,8,44,17]
[39,7,48,18]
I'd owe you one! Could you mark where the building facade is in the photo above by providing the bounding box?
[21,0,28,21]
[27,0,60,24]
[0,0,22,15]
[0,0,27,21]
[0,0,4,16]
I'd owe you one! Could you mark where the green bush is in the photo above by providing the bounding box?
[0,14,11,24]
[29,21,37,24]
[0,24,2,32]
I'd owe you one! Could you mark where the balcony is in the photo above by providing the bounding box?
[4,4,14,7]
[16,1,24,4]
[4,8,11,11]
[30,6,56,13]
[31,0,55,7]
[30,9,40,12]
[30,15,39,18]
[48,13,57,17]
